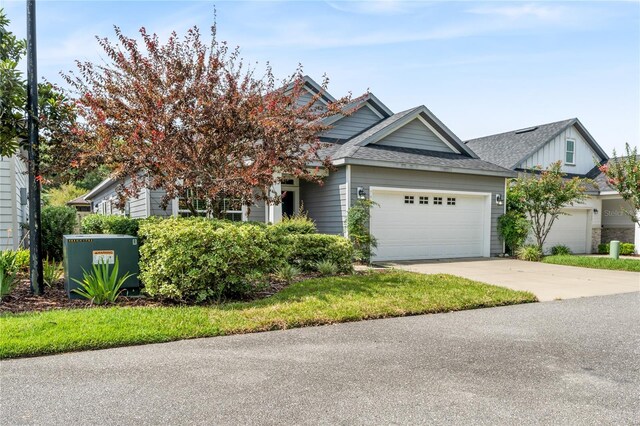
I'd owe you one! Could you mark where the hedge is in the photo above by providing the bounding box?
[597,243,635,256]
[81,214,140,237]
[41,206,77,260]
[137,218,352,302]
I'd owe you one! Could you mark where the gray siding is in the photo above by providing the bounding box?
[350,166,506,255]
[300,167,346,235]
[149,189,171,217]
[0,156,25,250]
[375,118,454,153]
[322,106,381,140]
[248,198,266,222]
[128,189,148,219]
[295,89,327,112]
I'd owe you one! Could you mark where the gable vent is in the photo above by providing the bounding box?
[514,126,538,134]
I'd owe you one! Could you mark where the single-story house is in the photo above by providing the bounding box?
[0,154,28,251]
[85,76,516,261]
[465,119,639,254]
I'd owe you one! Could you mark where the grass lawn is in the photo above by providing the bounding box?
[0,271,536,359]
[543,255,640,272]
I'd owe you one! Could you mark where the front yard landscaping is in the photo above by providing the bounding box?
[0,271,536,359]
[542,255,640,272]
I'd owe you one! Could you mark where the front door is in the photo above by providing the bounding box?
[281,190,295,218]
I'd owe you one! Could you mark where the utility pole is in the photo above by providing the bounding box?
[27,0,43,295]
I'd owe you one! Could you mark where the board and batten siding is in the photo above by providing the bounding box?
[322,106,381,140]
[350,166,506,255]
[518,124,603,175]
[300,167,346,235]
[375,118,454,153]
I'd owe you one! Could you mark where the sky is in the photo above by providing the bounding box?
[2,0,639,155]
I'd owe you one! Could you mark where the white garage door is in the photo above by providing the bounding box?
[541,209,590,254]
[370,189,489,261]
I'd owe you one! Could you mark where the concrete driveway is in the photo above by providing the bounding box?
[385,258,639,301]
[1,294,638,425]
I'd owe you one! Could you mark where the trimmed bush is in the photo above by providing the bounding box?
[516,245,543,262]
[498,211,530,255]
[42,206,77,260]
[550,245,572,256]
[81,214,140,236]
[271,215,316,235]
[139,218,280,302]
[286,233,353,273]
[598,243,635,256]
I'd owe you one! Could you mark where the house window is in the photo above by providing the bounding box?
[433,197,443,205]
[565,139,576,165]
[419,196,428,205]
[404,195,414,204]
[178,191,243,221]
[447,197,456,206]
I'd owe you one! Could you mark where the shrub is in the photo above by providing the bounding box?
[550,245,572,256]
[346,199,378,263]
[139,218,280,302]
[598,243,635,255]
[286,233,353,273]
[273,264,301,284]
[72,256,133,304]
[498,211,530,255]
[43,257,63,287]
[0,251,18,273]
[315,260,339,276]
[516,245,543,262]
[271,211,316,235]
[81,214,140,236]
[13,249,29,271]
[41,206,77,260]
[0,265,19,300]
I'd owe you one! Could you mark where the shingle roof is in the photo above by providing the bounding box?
[319,142,515,176]
[464,119,576,169]
[66,194,90,206]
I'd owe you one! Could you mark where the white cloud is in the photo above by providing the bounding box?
[325,0,419,15]
[467,3,566,21]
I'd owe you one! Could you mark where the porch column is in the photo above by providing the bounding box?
[267,179,282,224]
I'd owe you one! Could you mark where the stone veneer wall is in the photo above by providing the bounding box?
[591,228,601,253]
[601,227,635,245]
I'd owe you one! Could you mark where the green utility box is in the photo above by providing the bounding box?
[63,234,140,299]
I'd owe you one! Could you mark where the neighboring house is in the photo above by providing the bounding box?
[66,194,92,233]
[85,76,517,261]
[465,118,639,253]
[0,154,28,251]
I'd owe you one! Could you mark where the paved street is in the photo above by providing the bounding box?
[387,258,640,301]
[2,293,639,425]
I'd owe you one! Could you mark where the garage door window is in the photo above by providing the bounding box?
[419,196,428,205]
[404,195,414,204]
[433,197,443,205]
[447,197,456,206]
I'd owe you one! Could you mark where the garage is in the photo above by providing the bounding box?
[370,187,491,261]
[541,209,590,254]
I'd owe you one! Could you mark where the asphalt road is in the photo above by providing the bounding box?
[2,293,639,425]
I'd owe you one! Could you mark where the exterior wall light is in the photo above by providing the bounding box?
[357,187,367,199]
[593,209,599,215]
[496,194,504,206]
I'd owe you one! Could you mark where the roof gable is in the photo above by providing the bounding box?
[333,105,476,159]
[465,118,609,170]
[374,116,457,154]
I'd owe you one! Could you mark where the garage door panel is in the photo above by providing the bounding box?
[536,209,589,254]
[371,190,488,261]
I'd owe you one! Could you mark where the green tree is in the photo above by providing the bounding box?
[498,185,530,255]
[0,8,27,157]
[44,183,86,207]
[511,162,592,250]
[599,143,639,223]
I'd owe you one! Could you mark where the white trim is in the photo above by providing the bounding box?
[171,198,179,217]
[364,103,384,119]
[369,186,492,259]
[241,205,249,222]
[415,115,461,154]
[9,156,18,250]
[345,165,352,238]
[503,178,508,254]
[565,138,576,165]
[304,86,329,106]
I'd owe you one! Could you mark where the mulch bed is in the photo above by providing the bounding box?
[0,272,324,315]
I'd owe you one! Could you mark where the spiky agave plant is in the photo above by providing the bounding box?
[72,256,133,304]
